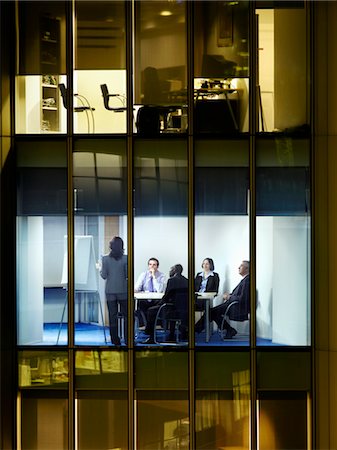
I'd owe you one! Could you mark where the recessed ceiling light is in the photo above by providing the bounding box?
[160,10,173,17]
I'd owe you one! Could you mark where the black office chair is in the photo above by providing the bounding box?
[153,289,188,345]
[59,83,95,132]
[219,300,250,340]
[100,84,126,112]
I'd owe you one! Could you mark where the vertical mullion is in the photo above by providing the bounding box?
[250,3,257,450]
[187,1,195,450]
[66,1,75,450]
[126,1,135,449]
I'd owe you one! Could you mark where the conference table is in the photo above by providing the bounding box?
[196,292,217,343]
[133,291,217,343]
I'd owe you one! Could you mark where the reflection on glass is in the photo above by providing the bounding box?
[134,1,187,135]
[133,140,188,346]
[73,139,127,347]
[77,392,128,450]
[18,351,69,388]
[20,393,68,450]
[258,391,309,450]
[137,391,189,450]
[194,1,249,133]
[196,352,250,449]
[16,1,66,134]
[194,140,249,346]
[16,141,67,345]
[256,6,308,133]
[76,350,128,389]
[256,139,310,346]
[135,351,188,389]
[257,352,311,449]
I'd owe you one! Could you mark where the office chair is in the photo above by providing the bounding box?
[153,289,188,345]
[100,84,126,112]
[219,300,250,340]
[58,83,95,133]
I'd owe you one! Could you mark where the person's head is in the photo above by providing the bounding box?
[109,236,124,259]
[148,257,159,272]
[202,258,214,272]
[169,264,183,278]
[109,236,124,260]
[239,260,250,277]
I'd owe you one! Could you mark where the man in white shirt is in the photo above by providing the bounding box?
[134,257,166,293]
[134,257,166,327]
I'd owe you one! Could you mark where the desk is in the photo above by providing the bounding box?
[196,292,217,343]
[194,88,240,132]
[134,292,164,336]
[134,292,164,308]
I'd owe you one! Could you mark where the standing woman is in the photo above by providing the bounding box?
[100,236,127,346]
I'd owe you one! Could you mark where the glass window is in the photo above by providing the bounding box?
[19,391,68,450]
[196,352,250,449]
[135,351,188,390]
[135,350,189,449]
[194,1,249,134]
[76,391,128,450]
[256,5,309,133]
[18,350,69,388]
[194,140,250,346]
[75,350,128,389]
[133,140,188,347]
[137,391,189,450]
[16,140,68,346]
[74,0,127,134]
[73,139,127,347]
[256,138,310,346]
[257,352,311,450]
[15,1,67,134]
[134,1,187,135]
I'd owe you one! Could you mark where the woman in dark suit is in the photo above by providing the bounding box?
[194,258,220,311]
[100,236,127,346]
[194,258,220,293]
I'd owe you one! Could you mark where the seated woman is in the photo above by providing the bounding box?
[194,258,220,311]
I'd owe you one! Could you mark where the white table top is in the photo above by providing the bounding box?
[195,292,217,299]
[134,292,164,300]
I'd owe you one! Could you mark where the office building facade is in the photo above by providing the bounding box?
[0,0,336,448]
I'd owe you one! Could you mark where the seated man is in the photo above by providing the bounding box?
[195,260,250,339]
[142,264,188,344]
[134,257,166,325]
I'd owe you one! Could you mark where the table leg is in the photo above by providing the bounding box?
[205,298,210,343]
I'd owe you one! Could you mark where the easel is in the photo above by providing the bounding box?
[57,236,107,344]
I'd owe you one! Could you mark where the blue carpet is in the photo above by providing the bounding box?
[40,323,277,347]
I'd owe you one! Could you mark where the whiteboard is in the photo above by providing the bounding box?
[61,235,98,291]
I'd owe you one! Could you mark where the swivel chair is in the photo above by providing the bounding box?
[219,301,250,341]
[59,83,95,133]
[100,84,126,112]
[153,289,188,345]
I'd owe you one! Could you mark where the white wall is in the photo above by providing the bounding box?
[17,217,44,344]
[256,216,310,345]
[75,70,126,134]
[257,10,274,132]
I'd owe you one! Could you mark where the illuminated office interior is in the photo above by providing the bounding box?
[0,0,337,449]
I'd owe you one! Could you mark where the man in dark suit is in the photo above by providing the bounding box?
[195,261,250,339]
[142,264,188,344]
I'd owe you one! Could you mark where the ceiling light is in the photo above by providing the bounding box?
[160,10,173,17]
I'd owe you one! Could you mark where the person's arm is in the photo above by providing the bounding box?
[213,273,220,293]
[153,271,166,293]
[159,278,173,304]
[134,272,145,292]
[100,256,108,280]
[228,277,249,306]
